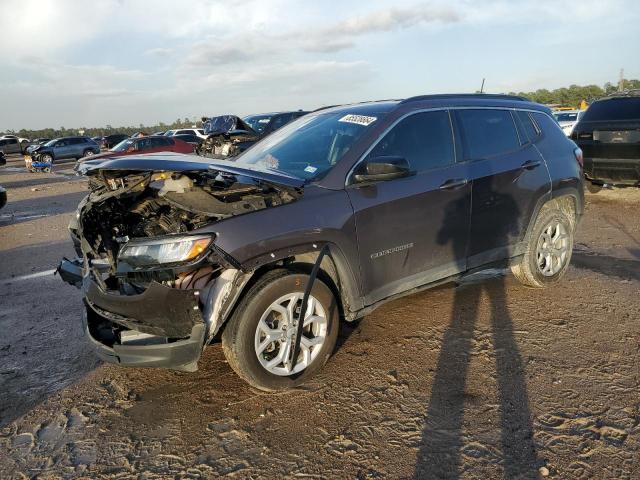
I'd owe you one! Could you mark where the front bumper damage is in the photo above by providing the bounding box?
[59,259,245,372]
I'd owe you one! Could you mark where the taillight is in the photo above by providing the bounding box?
[574,147,583,167]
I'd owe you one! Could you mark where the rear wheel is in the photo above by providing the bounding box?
[511,208,574,288]
[222,270,339,391]
[82,149,95,158]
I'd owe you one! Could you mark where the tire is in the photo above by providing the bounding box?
[586,181,602,194]
[222,269,339,391]
[40,154,53,163]
[511,207,574,288]
[82,149,95,158]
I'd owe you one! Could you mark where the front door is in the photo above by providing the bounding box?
[346,110,472,306]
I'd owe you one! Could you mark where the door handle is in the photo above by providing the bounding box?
[521,160,541,170]
[439,178,469,190]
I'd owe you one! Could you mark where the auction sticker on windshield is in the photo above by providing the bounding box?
[339,114,377,126]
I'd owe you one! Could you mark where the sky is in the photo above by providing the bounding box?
[0,0,638,131]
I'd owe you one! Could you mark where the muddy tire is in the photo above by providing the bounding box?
[511,208,574,288]
[222,269,339,391]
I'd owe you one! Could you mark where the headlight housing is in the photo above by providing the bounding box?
[118,235,212,267]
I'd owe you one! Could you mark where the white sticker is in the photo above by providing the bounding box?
[338,114,377,126]
[304,165,318,173]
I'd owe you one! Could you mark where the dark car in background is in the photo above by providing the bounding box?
[76,135,195,166]
[59,94,583,391]
[100,134,129,149]
[27,136,100,164]
[572,91,640,190]
[25,138,52,154]
[197,111,307,159]
[243,110,308,137]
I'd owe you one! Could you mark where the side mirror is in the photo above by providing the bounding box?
[352,156,412,184]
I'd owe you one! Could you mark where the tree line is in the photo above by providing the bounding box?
[510,79,640,108]
[2,117,199,141]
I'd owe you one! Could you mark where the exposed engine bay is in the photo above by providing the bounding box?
[79,169,298,287]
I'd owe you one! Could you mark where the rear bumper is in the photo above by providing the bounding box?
[583,157,640,185]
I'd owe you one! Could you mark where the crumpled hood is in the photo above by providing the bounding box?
[75,152,305,188]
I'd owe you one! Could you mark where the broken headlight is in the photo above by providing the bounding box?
[118,235,212,267]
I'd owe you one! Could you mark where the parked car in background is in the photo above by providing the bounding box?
[153,131,165,136]
[25,138,52,154]
[243,110,308,137]
[1,134,31,152]
[59,94,583,390]
[27,137,100,165]
[0,152,6,209]
[0,137,23,154]
[572,91,640,190]
[100,134,129,149]
[173,133,203,147]
[553,109,585,136]
[130,132,149,138]
[75,135,195,166]
[164,128,206,139]
[196,115,258,158]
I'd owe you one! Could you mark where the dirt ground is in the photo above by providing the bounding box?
[0,153,638,479]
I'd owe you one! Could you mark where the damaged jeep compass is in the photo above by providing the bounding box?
[59,95,584,391]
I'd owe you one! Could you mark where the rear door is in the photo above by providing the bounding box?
[347,110,472,305]
[454,108,551,268]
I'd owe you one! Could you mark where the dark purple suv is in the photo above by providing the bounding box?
[59,94,584,390]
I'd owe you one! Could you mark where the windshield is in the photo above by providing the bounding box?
[44,139,58,147]
[235,111,384,180]
[243,115,273,135]
[111,139,135,152]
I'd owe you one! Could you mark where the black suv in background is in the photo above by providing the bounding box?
[572,91,640,189]
[59,94,583,391]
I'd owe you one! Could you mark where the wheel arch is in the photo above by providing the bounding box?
[212,243,363,339]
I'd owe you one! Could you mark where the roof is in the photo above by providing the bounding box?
[312,94,547,117]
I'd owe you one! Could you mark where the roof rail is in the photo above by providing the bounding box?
[400,93,528,104]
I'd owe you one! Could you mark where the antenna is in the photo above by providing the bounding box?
[480,78,485,94]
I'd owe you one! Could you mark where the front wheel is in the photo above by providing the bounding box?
[511,208,574,288]
[222,270,339,391]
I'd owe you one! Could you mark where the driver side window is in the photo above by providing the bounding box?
[367,110,455,173]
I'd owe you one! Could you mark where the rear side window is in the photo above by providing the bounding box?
[531,112,569,142]
[456,109,520,159]
[367,110,455,172]
[581,98,640,122]
[515,111,540,144]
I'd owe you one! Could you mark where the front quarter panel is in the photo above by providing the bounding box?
[194,184,361,296]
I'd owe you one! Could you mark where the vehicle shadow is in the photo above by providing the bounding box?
[414,187,539,478]
[0,191,86,226]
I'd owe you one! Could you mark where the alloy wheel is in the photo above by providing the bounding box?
[536,221,570,276]
[254,292,327,376]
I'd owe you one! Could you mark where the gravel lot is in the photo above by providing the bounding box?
[0,153,638,478]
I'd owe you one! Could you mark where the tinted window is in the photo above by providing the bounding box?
[7,138,17,145]
[0,140,5,146]
[581,98,640,122]
[515,111,539,144]
[531,112,568,142]
[367,110,455,172]
[176,129,192,135]
[456,109,520,159]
